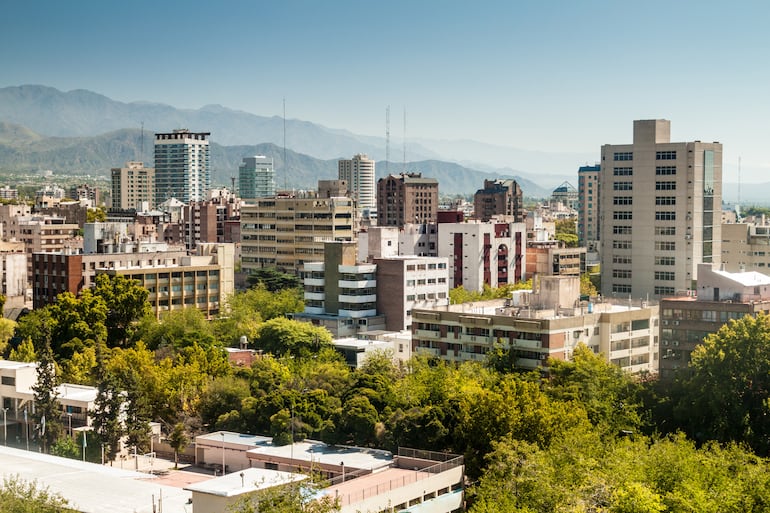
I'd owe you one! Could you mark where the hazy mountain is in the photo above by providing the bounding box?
[0,123,552,198]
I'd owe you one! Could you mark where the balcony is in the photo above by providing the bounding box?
[305,292,325,301]
[304,277,324,287]
[339,279,377,288]
[511,338,542,350]
[339,294,377,304]
[338,308,377,318]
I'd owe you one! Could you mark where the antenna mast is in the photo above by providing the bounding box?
[283,98,287,190]
[385,106,390,175]
[738,156,741,206]
[402,107,406,173]
[140,121,144,161]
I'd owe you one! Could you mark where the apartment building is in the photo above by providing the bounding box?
[577,164,600,252]
[526,241,587,277]
[720,222,770,273]
[377,173,438,228]
[240,186,355,274]
[437,220,526,291]
[154,130,210,205]
[111,161,155,210]
[239,156,275,199]
[600,119,722,298]
[338,154,375,214]
[659,263,770,380]
[412,275,659,373]
[473,179,524,222]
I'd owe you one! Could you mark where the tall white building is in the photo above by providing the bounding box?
[154,130,210,205]
[338,154,375,213]
[600,120,722,298]
[239,156,275,199]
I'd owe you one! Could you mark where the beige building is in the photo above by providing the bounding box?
[338,154,375,213]
[412,275,659,374]
[111,161,155,210]
[577,164,601,252]
[600,120,722,298]
[377,173,438,228]
[240,187,355,274]
[526,242,586,278]
[720,222,770,273]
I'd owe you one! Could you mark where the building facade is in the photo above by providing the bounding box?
[577,164,601,252]
[659,263,770,380]
[412,276,659,373]
[154,130,210,205]
[338,154,375,214]
[438,220,526,291]
[239,156,275,199]
[526,242,587,278]
[600,119,722,298]
[111,161,155,210]
[473,179,524,222]
[720,222,770,273]
[377,173,438,228]
[240,189,355,274]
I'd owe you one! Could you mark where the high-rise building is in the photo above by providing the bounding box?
[111,161,155,210]
[473,179,524,222]
[377,173,438,228]
[154,130,210,205]
[338,154,375,213]
[600,120,722,299]
[577,165,600,252]
[239,156,275,199]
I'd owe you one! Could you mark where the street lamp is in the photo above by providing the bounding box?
[66,412,72,438]
[1,408,8,446]
[221,432,226,475]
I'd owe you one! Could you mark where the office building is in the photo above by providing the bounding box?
[239,156,275,199]
[473,179,524,222]
[111,161,155,210]
[154,130,210,205]
[577,164,601,253]
[526,241,586,278]
[377,173,438,228]
[338,154,375,213]
[550,181,578,210]
[720,222,770,273]
[600,120,722,298]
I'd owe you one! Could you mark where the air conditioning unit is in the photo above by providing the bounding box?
[673,341,680,346]
[673,320,680,325]
[662,320,669,326]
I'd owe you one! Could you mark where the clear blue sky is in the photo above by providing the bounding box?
[2,0,769,180]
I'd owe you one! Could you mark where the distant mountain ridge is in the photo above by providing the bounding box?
[0,123,552,197]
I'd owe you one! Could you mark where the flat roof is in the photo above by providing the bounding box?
[58,383,98,402]
[247,439,392,471]
[197,431,272,448]
[0,445,191,513]
[184,467,306,497]
[711,268,770,287]
[0,360,36,370]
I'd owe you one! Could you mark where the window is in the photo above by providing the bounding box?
[655,271,675,281]
[656,166,677,175]
[613,269,632,279]
[614,152,633,161]
[613,181,633,191]
[655,211,676,221]
[655,196,676,205]
[613,240,632,249]
[655,226,676,236]
[613,284,632,293]
[655,241,676,251]
[613,167,633,176]
[613,211,633,220]
[613,255,632,264]
[614,196,633,205]
[1,376,15,386]
[656,151,677,160]
[613,226,632,235]
[655,256,675,266]
[655,286,675,295]
[656,181,677,190]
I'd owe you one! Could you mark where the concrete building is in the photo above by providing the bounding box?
[239,155,275,199]
[412,275,659,373]
[374,255,450,331]
[192,432,464,513]
[577,164,601,252]
[0,249,27,311]
[240,186,355,274]
[10,214,82,280]
[438,220,527,292]
[295,241,385,337]
[720,222,770,273]
[527,241,587,278]
[600,119,722,298]
[550,181,578,210]
[377,173,438,228]
[659,263,770,380]
[154,130,210,205]
[338,154,375,214]
[69,184,99,206]
[111,161,155,210]
[0,186,18,200]
[473,179,524,222]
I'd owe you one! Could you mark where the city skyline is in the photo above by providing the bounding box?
[2,1,770,182]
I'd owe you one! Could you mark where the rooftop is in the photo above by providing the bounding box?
[184,467,306,497]
[246,439,393,472]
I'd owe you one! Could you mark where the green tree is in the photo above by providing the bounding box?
[246,267,302,292]
[229,477,339,513]
[86,206,107,223]
[167,422,189,469]
[580,272,598,297]
[0,317,17,356]
[8,337,36,362]
[50,436,80,459]
[254,318,332,359]
[93,274,151,347]
[91,343,123,463]
[32,330,62,453]
[674,313,770,453]
[0,475,75,513]
[555,218,578,247]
